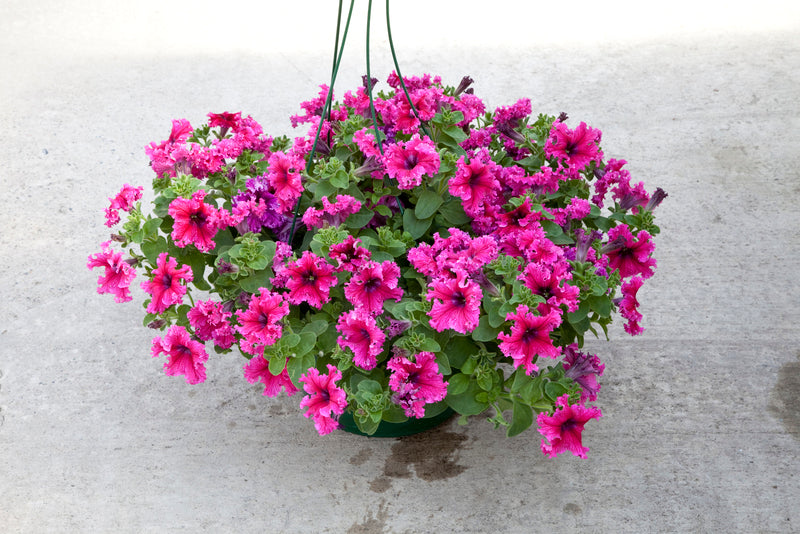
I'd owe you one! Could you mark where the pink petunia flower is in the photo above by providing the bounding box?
[449,150,500,216]
[545,120,603,170]
[266,151,304,212]
[283,251,338,309]
[619,276,645,336]
[235,289,290,354]
[603,224,657,280]
[520,262,580,315]
[299,364,347,436]
[302,195,362,229]
[426,270,482,334]
[383,134,440,189]
[140,253,193,314]
[104,184,143,227]
[328,235,372,273]
[562,344,605,403]
[344,260,403,314]
[87,241,137,303]
[498,305,561,375]
[168,189,221,252]
[151,325,209,385]
[187,299,236,350]
[537,394,602,459]
[387,351,448,418]
[336,310,386,370]
[243,355,299,397]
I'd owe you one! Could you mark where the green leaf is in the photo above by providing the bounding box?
[471,315,501,342]
[239,268,274,294]
[268,355,286,375]
[439,199,471,225]
[301,320,329,337]
[329,169,350,189]
[403,209,434,240]
[418,337,441,353]
[287,353,316,386]
[281,333,301,349]
[295,331,317,357]
[447,373,470,395]
[354,415,380,436]
[507,400,534,437]
[415,190,444,219]
[346,207,375,229]
[544,381,568,401]
[444,336,478,369]
[445,379,490,415]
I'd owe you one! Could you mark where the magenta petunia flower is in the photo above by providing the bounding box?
[243,355,299,397]
[498,305,561,374]
[449,151,500,216]
[604,224,657,280]
[151,325,209,385]
[302,195,362,229]
[520,262,580,315]
[537,394,602,459]
[545,120,603,170]
[140,253,193,314]
[283,251,338,309]
[426,270,482,334]
[187,299,236,350]
[619,276,645,336]
[104,183,143,227]
[266,151,304,213]
[344,260,403,315]
[336,310,386,370]
[235,289,289,353]
[383,134,440,189]
[562,344,605,403]
[168,189,221,252]
[299,364,347,436]
[387,351,448,418]
[87,241,137,303]
[328,235,372,273]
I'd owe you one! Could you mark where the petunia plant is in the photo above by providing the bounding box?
[88,72,665,458]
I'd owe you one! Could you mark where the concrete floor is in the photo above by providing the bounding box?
[2,1,799,532]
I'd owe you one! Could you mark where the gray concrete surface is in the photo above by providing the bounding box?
[2,1,799,532]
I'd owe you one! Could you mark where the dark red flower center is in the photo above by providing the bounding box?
[404,153,419,169]
[561,418,579,432]
[521,327,539,344]
[364,277,382,292]
[161,273,173,288]
[190,210,207,225]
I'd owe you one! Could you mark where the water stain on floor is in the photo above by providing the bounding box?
[768,354,800,440]
[369,425,469,493]
[347,498,389,534]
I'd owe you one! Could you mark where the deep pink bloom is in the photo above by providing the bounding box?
[266,151,304,212]
[498,305,561,374]
[336,310,386,370]
[408,229,498,280]
[207,111,242,133]
[449,151,500,216]
[387,351,448,418]
[235,289,289,353]
[520,262,580,314]
[187,299,235,349]
[87,241,137,303]
[562,344,605,403]
[537,395,602,459]
[243,355,299,397]
[151,325,208,385]
[328,235,372,272]
[426,271,482,334]
[302,195,362,228]
[344,260,403,314]
[168,119,194,144]
[545,121,602,170]
[604,224,657,280]
[619,276,645,335]
[384,134,440,189]
[168,189,221,252]
[283,252,338,309]
[105,184,143,227]
[299,364,347,436]
[140,253,193,314]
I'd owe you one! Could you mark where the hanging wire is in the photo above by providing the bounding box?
[289,0,356,244]
[385,0,432,140]
[366,0,404,214]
